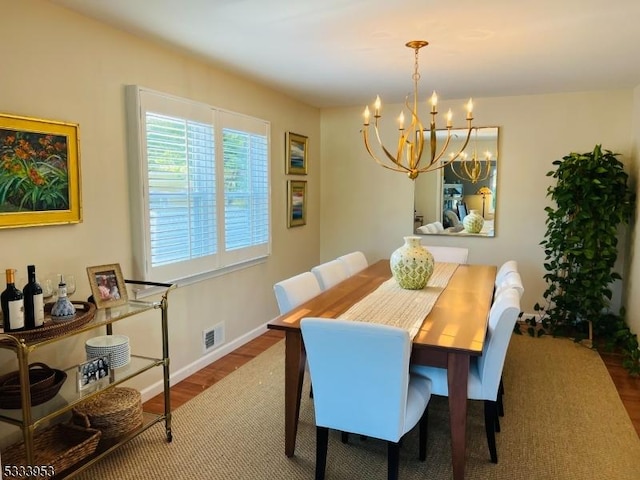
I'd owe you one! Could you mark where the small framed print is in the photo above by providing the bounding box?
[287,180,307,228]
[87,263,128,309]
[285,132,308,175]
[77,355,113,391]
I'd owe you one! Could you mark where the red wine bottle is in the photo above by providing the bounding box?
[23,265,44,329]
[1,268,24,331]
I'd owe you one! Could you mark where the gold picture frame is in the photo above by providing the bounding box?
[86,264,128,309]
[285,132,308,175]
[0,113,82,229]
[287,180,307,227]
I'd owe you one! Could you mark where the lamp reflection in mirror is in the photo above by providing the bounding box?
[477,186,492,218]
[361,40,475,180]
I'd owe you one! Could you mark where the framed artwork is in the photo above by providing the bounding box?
[86,263,128,309]
[287,180,307,227]
[0,113,82,229]
[77,355,113,392]
[285,132,308,175]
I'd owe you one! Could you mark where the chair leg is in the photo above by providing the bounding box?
[387,441,400,480]
[497,376,505,417]
[484,400,498,463]
[316,426,329,480]
[418,403,429,461]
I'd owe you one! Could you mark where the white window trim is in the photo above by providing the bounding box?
[126,85,271,288]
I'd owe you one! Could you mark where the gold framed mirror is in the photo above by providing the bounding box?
[413,126,499,237]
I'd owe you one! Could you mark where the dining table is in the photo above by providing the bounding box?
[267,259,496,480]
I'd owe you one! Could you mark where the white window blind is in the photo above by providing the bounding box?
[127,86,271,283]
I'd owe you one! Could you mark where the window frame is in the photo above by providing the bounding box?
[126,86,271,288]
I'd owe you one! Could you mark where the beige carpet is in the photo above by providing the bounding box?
[77,335,640,479]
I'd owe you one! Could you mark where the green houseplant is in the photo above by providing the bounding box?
[529,145,639,374]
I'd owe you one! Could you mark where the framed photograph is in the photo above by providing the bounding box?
[287,180,307,228]
[285,132,308,175]
[86,263,128,309]
[77,355,113,391]
[0,113,82,229]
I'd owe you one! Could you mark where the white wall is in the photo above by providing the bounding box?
[0,0,321,397]
[320,91,635,318]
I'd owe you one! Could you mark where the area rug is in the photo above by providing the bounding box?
[76,334,640,479]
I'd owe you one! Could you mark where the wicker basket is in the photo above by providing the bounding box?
[0,363,67,409]
[0,301,96,344]
[1,420,101,479]
[72,387,143,444]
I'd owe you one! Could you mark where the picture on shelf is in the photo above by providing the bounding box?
[86,263,128,309]
[77,355,113,391]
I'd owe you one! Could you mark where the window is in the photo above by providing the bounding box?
[127,86,270,283]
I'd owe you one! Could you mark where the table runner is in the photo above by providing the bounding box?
[339,262,458,339]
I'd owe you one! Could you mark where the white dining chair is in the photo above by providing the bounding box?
[423,245,469,264]
[495,260,518,285]
[273,271,322,315]
[410,287,521,463]
[311,259,349,290]
[337,251,369,277]
[494,270,524,303]
[301,317,432,480]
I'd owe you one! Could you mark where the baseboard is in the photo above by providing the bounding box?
[520,312,543,323]
[139,322,270,402]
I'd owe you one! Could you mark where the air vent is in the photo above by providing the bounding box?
[203,322,225,354]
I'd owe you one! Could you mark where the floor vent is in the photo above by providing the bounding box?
[203,322,225,354]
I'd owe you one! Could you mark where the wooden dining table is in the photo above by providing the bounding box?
[267,259,496,480]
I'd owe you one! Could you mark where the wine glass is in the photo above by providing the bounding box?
[42,274,58,303]
[63,274,76,298]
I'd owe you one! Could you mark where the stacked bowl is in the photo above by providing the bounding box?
[85,335,130,368]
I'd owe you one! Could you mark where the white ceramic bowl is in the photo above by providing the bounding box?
[86,335,130,368]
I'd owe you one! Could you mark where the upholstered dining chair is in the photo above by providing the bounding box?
[495,260,518,285]
[423,245,469,264]
[300,318,432,480]
[494,270,524,303]
[337,251,369,277]
[311,259,349,290]
[273,271,322,315]
[410,287,521,463]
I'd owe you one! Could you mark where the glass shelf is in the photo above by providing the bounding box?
[0,354,162,427]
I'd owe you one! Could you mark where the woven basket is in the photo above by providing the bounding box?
[0,363,67,409]
[72,387,143,443]
[1,419,101,479]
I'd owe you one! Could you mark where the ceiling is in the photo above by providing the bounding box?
[50,0,640,108]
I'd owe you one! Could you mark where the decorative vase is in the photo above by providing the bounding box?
[390,236,434,290]
[51,280,76,322]
[463,209,484,233]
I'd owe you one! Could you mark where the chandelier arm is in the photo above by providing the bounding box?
[362,128,410,173]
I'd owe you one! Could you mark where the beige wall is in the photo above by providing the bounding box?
[624,86,640,335]
[0,0,321,399]
[320,91,635,320]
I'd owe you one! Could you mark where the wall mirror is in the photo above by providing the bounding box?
[413,126,499,237]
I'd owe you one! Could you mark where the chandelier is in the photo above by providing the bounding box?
[449,129,493,184]
[362,40,475,180]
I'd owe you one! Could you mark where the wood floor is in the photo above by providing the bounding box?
[143,329,640,438]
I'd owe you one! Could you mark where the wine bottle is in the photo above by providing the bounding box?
[1,268,25,331]
[23,265,44,329]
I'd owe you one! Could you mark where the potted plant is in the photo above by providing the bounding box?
[528,144,638,374]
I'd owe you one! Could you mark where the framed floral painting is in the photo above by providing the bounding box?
[0,113,82,229]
